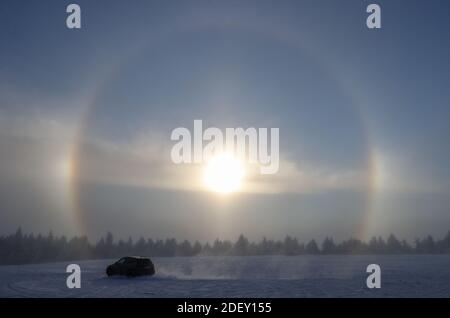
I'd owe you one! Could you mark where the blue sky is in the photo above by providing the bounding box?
[0,0,449,242]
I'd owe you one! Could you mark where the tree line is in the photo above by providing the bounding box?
[1,228,450,264]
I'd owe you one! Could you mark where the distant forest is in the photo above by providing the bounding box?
[1,228,450,265]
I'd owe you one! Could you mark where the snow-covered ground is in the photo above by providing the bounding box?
[0,255,449,297]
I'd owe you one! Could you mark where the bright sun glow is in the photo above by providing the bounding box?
[203,153,245,194]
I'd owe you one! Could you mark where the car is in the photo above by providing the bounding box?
[106,256,155,277]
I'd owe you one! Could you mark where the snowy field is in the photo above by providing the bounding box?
[1,255,449,297]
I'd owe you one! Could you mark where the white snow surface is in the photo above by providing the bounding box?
[1,255,449,297]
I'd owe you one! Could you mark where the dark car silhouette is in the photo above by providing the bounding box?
[106,256,155,277]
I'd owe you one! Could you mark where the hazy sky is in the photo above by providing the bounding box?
[1,0,450,242]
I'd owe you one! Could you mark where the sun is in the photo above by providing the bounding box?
[203,153,245,194]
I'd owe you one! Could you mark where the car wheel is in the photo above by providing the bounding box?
[106,266,114,276]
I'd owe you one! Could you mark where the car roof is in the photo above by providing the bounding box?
[122,256,150,260]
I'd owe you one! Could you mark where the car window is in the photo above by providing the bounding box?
[116,258,127,264]
[137,259,149,267]
[125,258,137,265]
